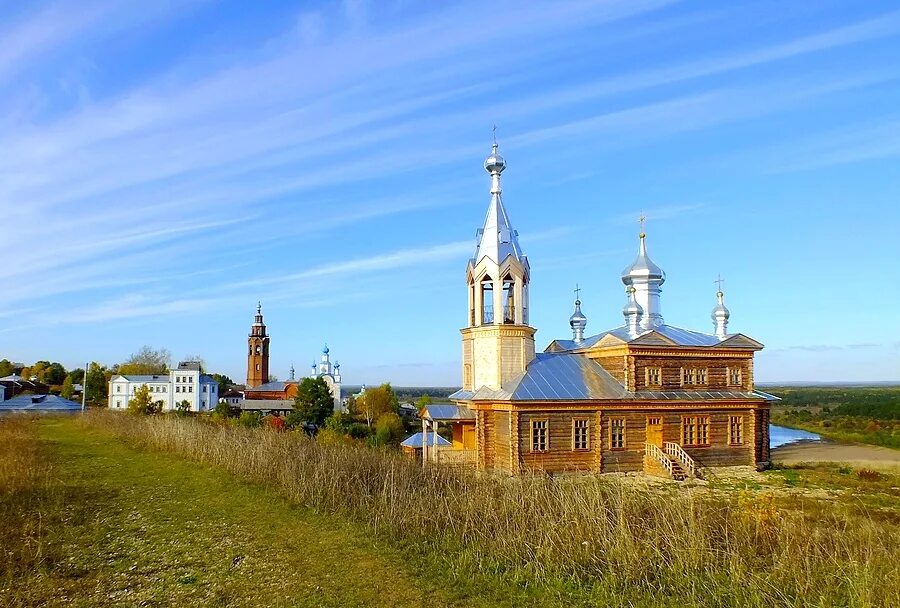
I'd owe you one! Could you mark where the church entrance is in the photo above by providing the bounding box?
[646,416,663,448]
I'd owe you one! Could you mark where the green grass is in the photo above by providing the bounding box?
[769,386,900,449]
[3,413,900,607]
[0,417,510,607]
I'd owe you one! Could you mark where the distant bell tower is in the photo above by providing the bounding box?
[460,138,536,392]
[246,302,270,388]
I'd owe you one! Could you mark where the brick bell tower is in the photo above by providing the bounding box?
[246,302,270,388]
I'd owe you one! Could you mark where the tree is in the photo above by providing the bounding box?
[31,361,50,382]
[209,373,233,395]
[118,346,171,375]
[0,359,14,377]
[214,401,233,418]
[175,399,191,416]
[128,384,160,415]
[416,394,433,410]
[85,362,108,404]
[67,368,85,385]
[357,383,399,427]
[374,412,404,446]
[293,377,334,426]
[42,362,67,385]
[60,376,75,400]
[18,366,31,380]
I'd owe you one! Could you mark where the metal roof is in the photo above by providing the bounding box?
[631,390,770,401]
[450,352,771,404]
[451,353,627,402]
[113,375,169,382]
[400,432,452,448]
[550,323,757,352]
[0,394,81,411]
[421,404,476,420]
[244,380,288,392]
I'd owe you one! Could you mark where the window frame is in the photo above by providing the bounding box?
[729,415,744,445]
[572,418,590,451]
[609,417,626,450]
[681,415,711,447]
[727,367,742,387]
[530,418,549,453]
[645,367,662,388]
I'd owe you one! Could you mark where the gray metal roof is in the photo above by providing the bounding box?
[113,375,169,382]
[550,324,759,352]
[0,394,81,411]
[450,352,771,404]
[421,403,476,420]
[451,353,626,402]
[244,380,288,392]
[400,432,451,448]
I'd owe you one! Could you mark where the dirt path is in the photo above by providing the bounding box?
[772,440,900,472]
[12,417,497,608]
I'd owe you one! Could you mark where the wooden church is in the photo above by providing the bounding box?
[421,142,776,479]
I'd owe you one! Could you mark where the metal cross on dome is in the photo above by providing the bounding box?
[492,124,497,144]
[574,284,582,301]
[639,211,646,236]
[715,274,725,292]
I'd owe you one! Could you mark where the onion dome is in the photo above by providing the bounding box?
[322,343,329,355]
[623,287,644,337]
[621,233,665,284]
[569,297,588,344]
[484,142,506,175]
[711,290,730,339]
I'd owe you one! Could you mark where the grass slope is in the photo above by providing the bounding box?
[0,417,489,607]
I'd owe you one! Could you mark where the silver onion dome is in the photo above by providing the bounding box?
[621,234,665,282]
[484,142,506,174]
[623,286,644,337]
[569,298,587,343]
[712,290,730,338]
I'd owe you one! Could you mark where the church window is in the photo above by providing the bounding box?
[530,419,548,452]
[463,364,472,389]
[502,275,515,324]
[729,416,744,445]
[202,385,207,392]
[256,345,261,355]
[188,386,193,393]
[115,399,122,408]
[256,364,260,371]
[481,276,494,324]
[682,416,710,446]
[176,386,180,393]
[728,367,742,387]
[645,367,661,387]
[116,385,121,393]
[572,418,589,450]
[610,418,626,449]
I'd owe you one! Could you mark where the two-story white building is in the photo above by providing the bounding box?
[108,361,218,412]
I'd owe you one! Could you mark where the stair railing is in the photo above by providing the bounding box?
[664,442,702,479]
[645,442,674,477]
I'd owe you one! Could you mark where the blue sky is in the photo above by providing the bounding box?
[2,0,899,385]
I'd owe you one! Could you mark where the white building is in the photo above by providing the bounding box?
[108,361,218,412]
[310,344,344,413]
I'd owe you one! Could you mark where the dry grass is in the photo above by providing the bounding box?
[77,411,900,607]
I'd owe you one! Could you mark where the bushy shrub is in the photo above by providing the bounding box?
[373,412,404,447]
[238,411,262,428]
[264,415,285,431]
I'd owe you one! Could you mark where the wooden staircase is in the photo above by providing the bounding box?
[644,442,702,481]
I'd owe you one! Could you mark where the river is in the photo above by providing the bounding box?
[769,424,822,449]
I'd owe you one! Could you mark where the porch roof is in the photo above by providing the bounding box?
[420,403,476,421]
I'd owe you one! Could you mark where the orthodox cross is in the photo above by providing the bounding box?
[639,211,646,236]
[715,274,725,292]
[574,284,582,301]
[492,124,497,145]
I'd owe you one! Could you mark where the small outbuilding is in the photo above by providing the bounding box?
[400,431,451,462]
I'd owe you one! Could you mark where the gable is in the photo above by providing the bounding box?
[630,330,679,347]
[716,333,764,349]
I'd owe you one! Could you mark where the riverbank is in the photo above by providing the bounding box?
[771,439,900,472]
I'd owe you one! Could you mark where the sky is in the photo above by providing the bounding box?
[1,0,899,386]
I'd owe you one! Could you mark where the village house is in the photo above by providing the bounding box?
[420,142,776,479]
